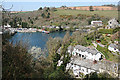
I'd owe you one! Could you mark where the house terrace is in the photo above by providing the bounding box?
[71,45,103,61]
[66,56,118,77]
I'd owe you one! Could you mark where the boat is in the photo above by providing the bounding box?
[45,31,50,34]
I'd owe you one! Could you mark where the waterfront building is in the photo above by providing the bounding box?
[66,57,118,78]
[71,45,103,61]
[108,43,119,53]
[106,18,119,29]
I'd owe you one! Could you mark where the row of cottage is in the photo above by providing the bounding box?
[68,45,103,61]
[57,45,119,78]
[66,56,118,77]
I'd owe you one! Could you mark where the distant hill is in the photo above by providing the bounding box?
[59,6,118,11]
[6,7,118,28]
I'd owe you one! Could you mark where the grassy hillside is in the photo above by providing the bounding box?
[7,8,118,28]
[54,9,118,19]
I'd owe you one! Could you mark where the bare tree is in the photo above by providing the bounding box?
[1,1,13,28]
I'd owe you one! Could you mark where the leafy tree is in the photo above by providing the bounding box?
[71,31,87,46]
[2,41,33,79]
[62,31,71,45]
[52,53,61,70]
[30,19,33,24]
[113,27,120,33]
[47,37,62,61]
[41,13,45,18]
[84,72,115,80]
[46,15,50,18]
[89,6,94,11]
[28,16,31,19]
[22,22,28,28]
[38,7,42,10]
[48,70,66,79]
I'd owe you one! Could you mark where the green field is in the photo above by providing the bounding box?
[54,9,118,19]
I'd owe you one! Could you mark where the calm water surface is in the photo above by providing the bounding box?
[10,31,72,49]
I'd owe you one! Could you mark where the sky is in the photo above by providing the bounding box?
[1,0,119,11]
[4,0,120,2]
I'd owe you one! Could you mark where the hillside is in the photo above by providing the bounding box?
[54,9,118,19]
[66,6,117,10]
[5,7,118,28]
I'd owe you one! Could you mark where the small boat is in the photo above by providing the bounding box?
[45,31,50,34]
[42,31,45,33]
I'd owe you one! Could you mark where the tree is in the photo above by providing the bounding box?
[22,22,28,28]
[52,53,60,70]
[46,15,50,18]
[2,41,33,79]
[89,6,94,11]
[41,13,45,18]
[62,31,70,45]
[71,31,87,46]
[84,72,115,80]
[38,7,42,10]
[46,37,62,61]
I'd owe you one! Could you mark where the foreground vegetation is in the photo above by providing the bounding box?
[2,33,72,79]
[2,29,118,79]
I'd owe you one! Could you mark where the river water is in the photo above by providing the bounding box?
[10,31,72,49]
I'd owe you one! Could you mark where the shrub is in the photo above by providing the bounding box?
[98,29,113,34]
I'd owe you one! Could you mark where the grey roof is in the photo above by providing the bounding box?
[109,43,118,49]
[74,45,87,52]
[68,45,74,50]
[57,47,61,54]
[71,57,118,74]
[108,18,118,24]
[85,48,99,55]
[74,45,100,55]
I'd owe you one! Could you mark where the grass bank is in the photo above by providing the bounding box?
[55,9,118,19]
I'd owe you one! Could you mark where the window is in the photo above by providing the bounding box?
[86,68,88,72]
[82,55,84,57]
[76,53,78,56]
[79,54,81,57]
[74,64,76,67]
[75,75,78,77]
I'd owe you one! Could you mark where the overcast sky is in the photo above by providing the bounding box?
[4,0,120,2]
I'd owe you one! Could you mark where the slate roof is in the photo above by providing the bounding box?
[74,45,87,52]
[68,45,74,51]
[57,47,61,54]
[74,45,100,55]
[109,43,118,49]
[85,48,99,55]
[71,57,118,74]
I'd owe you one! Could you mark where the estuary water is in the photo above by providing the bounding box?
[10,31,72,49]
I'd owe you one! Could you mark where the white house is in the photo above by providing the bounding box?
[66,57,118,78]
[71,45,102,61]
[108,43,119,53]
[57,60,63,66]
[56,26,60,29]
[91,21,102,26]
[67,45,74,54]
[4,24,11,29]
[106,18,119,29]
